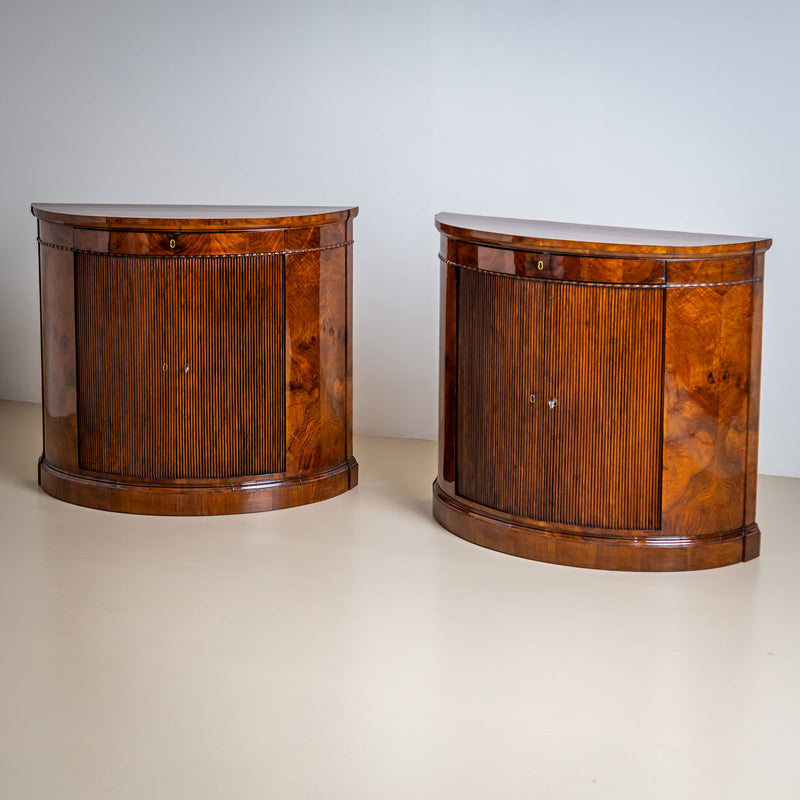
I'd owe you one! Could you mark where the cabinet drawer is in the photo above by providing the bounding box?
[444,240,664,284]
[550,255,665,284]
[74,228,285,256]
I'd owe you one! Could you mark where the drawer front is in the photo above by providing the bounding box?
[443,240,665,284]
[550,255,665,284]
[73,228,284,256]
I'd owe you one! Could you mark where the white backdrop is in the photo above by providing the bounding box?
[2,0,798,476]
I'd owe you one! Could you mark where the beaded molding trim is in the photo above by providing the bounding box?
[438,255,761,289]
[37,238,353,258]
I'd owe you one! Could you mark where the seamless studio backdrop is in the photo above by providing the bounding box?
[1,0,798,476]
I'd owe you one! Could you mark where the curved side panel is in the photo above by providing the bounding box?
[285,224,349,476]
[39,227,78,472]
[661,281,754,536]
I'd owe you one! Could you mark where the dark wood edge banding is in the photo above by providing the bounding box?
[31,205,359,231]
[38,238,354,257]
[435,215,771,259]
[433,481,759,571]
[39,455,359,516]
[438,256,762,289]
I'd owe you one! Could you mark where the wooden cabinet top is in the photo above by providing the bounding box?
[435,212,771,258]
[31,204,358,231]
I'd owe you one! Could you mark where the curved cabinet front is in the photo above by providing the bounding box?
[433,213,771,571]
[34,203,358,515]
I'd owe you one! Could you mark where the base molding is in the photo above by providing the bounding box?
[433,481,759,571]
[39,456,358,516]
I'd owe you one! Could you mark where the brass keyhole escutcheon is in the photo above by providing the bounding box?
[548,397,558,409]
[162,363,168,372]
[529,393,536,404]
[537,260,544,270]
[169,238,176,249]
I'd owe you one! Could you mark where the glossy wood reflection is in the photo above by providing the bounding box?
[434,213,770,571]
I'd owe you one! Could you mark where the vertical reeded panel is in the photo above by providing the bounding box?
[456,268,663,530]
[457,268,548,519]
[546,282,663,529]
[75,253,285,478]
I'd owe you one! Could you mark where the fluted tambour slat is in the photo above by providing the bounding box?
[457,267,548,520]
[75,253,285,478]
[456,267,663,530]
[546,282,663,529]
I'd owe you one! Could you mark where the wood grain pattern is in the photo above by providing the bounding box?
[284,223,350,475]
[435,214,769,570]
[666,255,753,285]
[72,228,285,257]
[661,283,752,536]
[443,239,665,283]
[34,205,358,515]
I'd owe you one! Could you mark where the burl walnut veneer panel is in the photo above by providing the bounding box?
[33,204,358,515]
[434,213,771,571]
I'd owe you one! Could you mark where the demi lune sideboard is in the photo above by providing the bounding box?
[433,213,771,571]
[34,203,358,515]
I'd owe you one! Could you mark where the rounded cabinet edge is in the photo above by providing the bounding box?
[433,480,759,572]
[39,457,359,516]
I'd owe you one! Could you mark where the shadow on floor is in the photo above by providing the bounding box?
[354,435,438,523]
[0,402,42,492]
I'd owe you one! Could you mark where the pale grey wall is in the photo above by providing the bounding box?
[2,0,798,476]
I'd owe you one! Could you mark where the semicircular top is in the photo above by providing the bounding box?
[435,212,771,257]
[31,204,358,231]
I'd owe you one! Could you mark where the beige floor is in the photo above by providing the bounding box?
[1,399,799,799]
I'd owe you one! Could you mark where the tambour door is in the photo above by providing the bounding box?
[456,267,664,530]
[456,268,549,520]
[75,252,286,479]
[544,281,664,529]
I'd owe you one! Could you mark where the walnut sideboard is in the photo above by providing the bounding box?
[33,204,358,515]
[433,213,771,571]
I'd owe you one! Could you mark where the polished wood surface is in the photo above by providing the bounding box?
[434,214,771,570]
[34,204,358,515]
[436,213,772,259]
[32,204,355,230]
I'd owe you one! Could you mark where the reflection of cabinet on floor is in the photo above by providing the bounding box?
[34,204,358,515]
[433,213,771,571]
